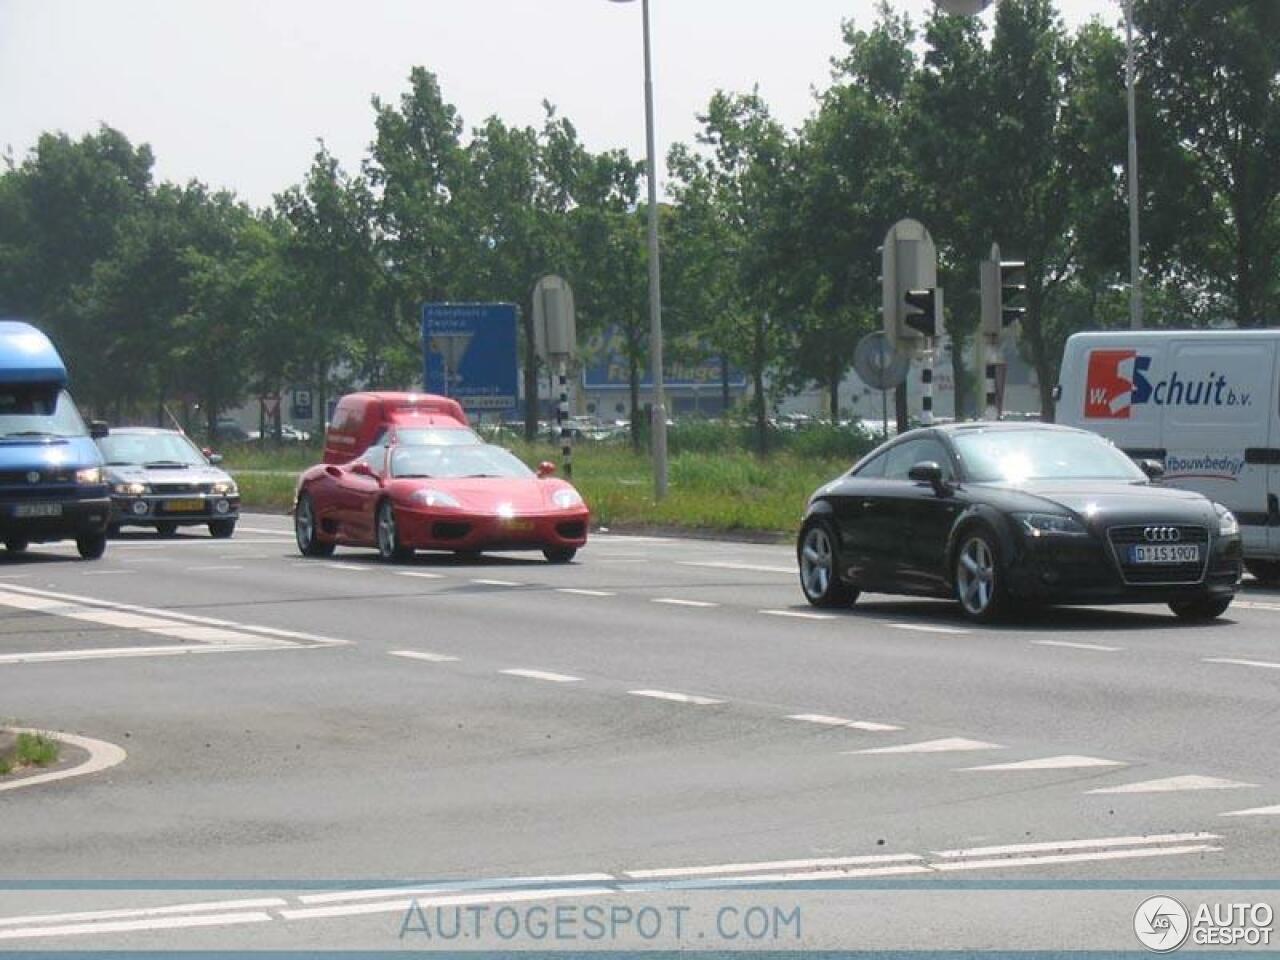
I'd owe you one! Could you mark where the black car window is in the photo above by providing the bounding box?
[884,438,953,481]
[852,451,886,478]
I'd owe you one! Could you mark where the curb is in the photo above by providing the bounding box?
[0,727,127,794]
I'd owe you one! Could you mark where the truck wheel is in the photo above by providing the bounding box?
[1245,559,1280,584]
[4,538,28,553]
[76,532,107,560]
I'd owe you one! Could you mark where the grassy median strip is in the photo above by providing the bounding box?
[0,731,60,776]
[228,441,854,538]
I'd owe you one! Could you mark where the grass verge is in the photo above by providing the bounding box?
[0,731,60,775]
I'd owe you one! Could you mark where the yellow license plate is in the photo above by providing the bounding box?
[162,499,204,512]
[506,519,534,533]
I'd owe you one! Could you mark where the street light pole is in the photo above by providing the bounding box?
[1123,0,1143,329]
[611,0,667,499]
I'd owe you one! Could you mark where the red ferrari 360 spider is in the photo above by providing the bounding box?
[293,441,589,563]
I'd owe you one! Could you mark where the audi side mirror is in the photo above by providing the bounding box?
[537,461,557,478]
[908,460,951,496]
[1138,459,1165,481]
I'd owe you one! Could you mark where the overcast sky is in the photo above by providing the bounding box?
[1,0,1119,208]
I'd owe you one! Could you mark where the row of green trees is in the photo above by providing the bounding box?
[0,0,1275,444]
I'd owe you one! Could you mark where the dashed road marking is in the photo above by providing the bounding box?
[0,910,274,941]
[80,570,136,576]
[787,714,901,732]
[395,571,446,580]
[760,609,837,621]
[652,598,719,608]
[325,563,373,572]
[472,578,523,587]
[886,622,970,635]
[625,853,922,879]
[389,650,460,664]
[1032,640,1123,652]
[295,873,616,905]
[1220,804,1280,817]
[1203,657,1280,671]
[931,831,1219,859]
[850,737,1004,755]
[629,689,724,706]
[1087,775,1256,795]
[679,561,793,575]
[929,843,1221,873]
[183,565,244,572]
[962,755,1127,772]
[555,588,615,597]
[500,668,581,684]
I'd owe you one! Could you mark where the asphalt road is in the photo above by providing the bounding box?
[1,513,1278,950]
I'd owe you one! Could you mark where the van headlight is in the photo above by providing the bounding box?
[1215,504,1239,537]
[1012,512,1087,537]
[552,488,583,509]
[76,467,103,485]
[113,480,148,496]
[211,480,238,496]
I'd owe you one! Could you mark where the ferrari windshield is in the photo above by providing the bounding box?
[395,427,481,446]
[97,432,207,466]
[390,444,533,479]
[954,429,1146,483]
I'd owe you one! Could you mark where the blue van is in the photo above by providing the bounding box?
[0,320,110,559]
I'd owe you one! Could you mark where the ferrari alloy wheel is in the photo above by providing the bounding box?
[1169,596,1232,621]
[295,493,334,558]
[954,529,1007,621]
[377,500,412,563]
[798,520,856,607]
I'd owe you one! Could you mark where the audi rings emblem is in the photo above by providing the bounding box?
[1143,526,1181,543]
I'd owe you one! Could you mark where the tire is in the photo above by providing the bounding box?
[797,519,857,607]
[76,532,107,560]
[1245,559,1280,584]
[455,550,483,563]
[155,521,178,537]
[543,547,577,564]
[376,500,412,563]
[294,493,335,558]
[4,538,28,553]
[1169,596,1233,621]
[953,527,1009,622]
[208,518,236,539]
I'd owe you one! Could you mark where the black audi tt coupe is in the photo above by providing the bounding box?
[797,422,1242,622]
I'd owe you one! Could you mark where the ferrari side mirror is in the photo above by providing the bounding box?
[537,461,557,478]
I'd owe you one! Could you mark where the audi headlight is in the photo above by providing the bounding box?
[1215,504,1239,537]
[411,488,461,508]
[211,480,238,496]
[552,488,583,510]
[1013,512,1087,537]
[113,480,148,496]
[76,467,103,485]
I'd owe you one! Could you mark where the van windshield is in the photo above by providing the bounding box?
[0,386,87,439]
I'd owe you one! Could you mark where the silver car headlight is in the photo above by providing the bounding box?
[1215,504,1239,537]
[552,488,583,510]
[1013,512,1087,537]
[76,467,103,485]
[113,480,148,496]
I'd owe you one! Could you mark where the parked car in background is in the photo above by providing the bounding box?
[212,417,250,444]
[294,440,589,563]
[96,427,239,538]
[797,422,1242,622]
[247,424,312,444]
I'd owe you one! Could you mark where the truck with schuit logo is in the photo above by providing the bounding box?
[1057,329,1280,582]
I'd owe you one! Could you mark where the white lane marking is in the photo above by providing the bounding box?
[183,565,244,572]
[390,650,460,664]
[0,573,30,579]
[962,755,1127,772]
[624,863,933,890]
[80,570,136,576]
[0,911,272,941]
[592,534,672,544]
[651,598,719,608]
[103,538,289,548]
[0,728,127,795]
[930,843,1221,873]
[931,832,1218,859]
[1221,804,1280,817]
[787,714,901,732]
[298,873,616,905]
[235,526,298,535]
[629,689,725,706]
[555,588,615,597]
[851,737,1005,755]
[0,896,286,928]
[325,563,373,572]
[886,622,970,635]
[500,668,581,684]
[625,853,921,880]
[119,557,166,563]
[1032,639,1124,652]
[0,644,305,665]
[760,609,837,621]
[472,578,522,587]
[1233,600,1280,612]
[281,886,612,922]
[1087,775,1256,794]
[395,571,445,580]
[680,561,792,575]
[221,553,269,560]
[1204,657,1280,671]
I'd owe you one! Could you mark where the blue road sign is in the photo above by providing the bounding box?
[421,303,518,412]
[582,326,746,390]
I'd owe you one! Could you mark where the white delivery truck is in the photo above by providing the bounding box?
[1058,329,1280,582]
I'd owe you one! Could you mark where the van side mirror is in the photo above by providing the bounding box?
[908,460,951,495]
[207,453,224,466]
[89,420,109,440]
[537,461,556,478]
[1138,459,1165,481]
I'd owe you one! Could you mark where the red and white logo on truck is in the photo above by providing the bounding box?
[1084,349,1251,420]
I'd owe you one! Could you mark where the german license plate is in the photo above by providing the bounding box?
[162,499,204,513]
[1130,544,1200,564]
[13,502,62,518]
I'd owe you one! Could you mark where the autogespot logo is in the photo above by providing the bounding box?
[1135,896,1191,952]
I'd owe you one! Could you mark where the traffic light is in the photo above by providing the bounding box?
[903,288,940,339]
[880,219,937,350]
[980,243,1027,337]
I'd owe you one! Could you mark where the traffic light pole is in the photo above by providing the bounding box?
[921,342,935,427]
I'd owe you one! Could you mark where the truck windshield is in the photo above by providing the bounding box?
[0,386,88,439]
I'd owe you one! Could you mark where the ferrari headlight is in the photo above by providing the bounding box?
[211,480,238,496]
[75,467,102,485]
[1215,504,1239,537]
[113,480,148,496]
[411,488,461,508]
[1013,512,1087,537]
[552,488,583,510]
